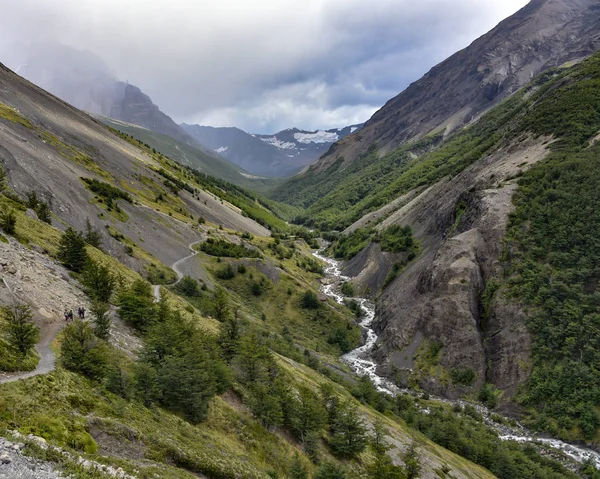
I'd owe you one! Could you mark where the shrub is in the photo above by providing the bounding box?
[60,320,108,380]
[200,239,260,258]
[0,209,17,234]
[57,227,88,272]
[300,290,320,309]
[80,259,115,303]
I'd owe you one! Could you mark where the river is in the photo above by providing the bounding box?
[313,248,600,469]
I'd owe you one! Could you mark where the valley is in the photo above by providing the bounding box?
[1,0,600,478]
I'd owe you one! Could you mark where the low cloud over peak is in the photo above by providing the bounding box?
[0,0,529,133]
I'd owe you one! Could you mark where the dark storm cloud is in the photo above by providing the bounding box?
[0,0,529,132]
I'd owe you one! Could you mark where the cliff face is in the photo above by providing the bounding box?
[313,0,600,173]
[344,135,551,401]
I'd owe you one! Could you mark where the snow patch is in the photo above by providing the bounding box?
[294,130,339,144]
[350,126,358,133]
[215,146,228,153]
[260,136,296,150]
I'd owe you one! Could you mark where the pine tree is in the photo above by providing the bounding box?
[2,304,39,356]
[57,227,88,272]
[329,400,367,459]
[289,454,309,479]
[0,209,17,235]
[315,462,346,479]
[80,259,115,303]
[213,287,230,322]
[289,386,326,443]
[91,301,111,340]
[36,202,52,224]
[84,218,102,249]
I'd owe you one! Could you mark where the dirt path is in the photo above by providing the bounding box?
[0,238,206,384]
[0,320,62,384]
[153,239,204,301]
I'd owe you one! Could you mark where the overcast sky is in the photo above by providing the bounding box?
[1,0,529,133]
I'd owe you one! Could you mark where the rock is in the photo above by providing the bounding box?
[30,244,45,254]
[25,208,38,220]
[0,453,11,464]
[6,263,16,274]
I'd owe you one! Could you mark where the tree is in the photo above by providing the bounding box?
[247,381,284,429]
[315,462,346,479]
[289,454,309,479]
[60,320,108,380]
[84,218,102,249]
[2,304,39,356]
[289,386,326,443]
[300,290,320,309]
[134,362,160,407]
[218,310,240,361]
[80,259,115,303]
[0,209,17,235]
[329,401,367,459]
[25,191,39,210]
[91,301,111,340]
[175,275,200,297]
[117,279,156,330]
[57,227,88,272]
[213,287,230,322]
[367,418,406,479]
[36,202,51,224]
[402,442,421,479]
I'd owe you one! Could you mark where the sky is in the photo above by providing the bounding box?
[0,0,530,133]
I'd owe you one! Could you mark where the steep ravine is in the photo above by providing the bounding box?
[314,248,600,469]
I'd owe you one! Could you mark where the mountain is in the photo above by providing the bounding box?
[181,123,362,177]
[270,0,600,446]
[1,41,217,156]
[0,61,519,479]
[273,0,600,214]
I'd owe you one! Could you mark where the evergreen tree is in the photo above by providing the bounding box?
[117,279,156,330]
[57,227,88,272]
[36,202,52,224]
[329,400,367,459]
[218,309,240,361]
[91,300,111,340]
[402,441,421,479]
[84,218,102,249]
[0,209,17,235]
[247,381,284,429]
[289,386,326,443]
[300,290,320,309]
[213,287,230,322]
[134,362,160,407]
[315,462,346,479]
[289,454,309,479]
[25,191,38,210]
[80,259,115,303]
[60,320,108,380]
[2,304,39,356]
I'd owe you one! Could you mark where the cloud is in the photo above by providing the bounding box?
[0,0,530,132]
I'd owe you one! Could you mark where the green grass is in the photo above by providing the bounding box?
[0,103,33,129]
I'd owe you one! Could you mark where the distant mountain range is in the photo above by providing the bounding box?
[181,124,362,177]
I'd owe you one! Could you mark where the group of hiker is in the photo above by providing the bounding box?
[63,307,86,322]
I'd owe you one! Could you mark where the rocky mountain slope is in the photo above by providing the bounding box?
[272,0,600,218]
[181,123,362,178]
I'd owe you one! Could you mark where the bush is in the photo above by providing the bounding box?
[200,239,260,258]
[450,367,477,386]
[315,462,346,479]
[175,276,201,297]
[117,279,156,330]
[60,320,108,380]
[340,282,354,297]
[0,209,17,234]
[215,263,235,280]
[300,290,320,309]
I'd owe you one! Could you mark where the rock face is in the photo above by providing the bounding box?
[313,0,600,173]
[348,137,550,400]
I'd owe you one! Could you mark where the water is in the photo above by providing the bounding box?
[313,248,600,469]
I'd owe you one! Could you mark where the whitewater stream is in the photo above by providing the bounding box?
[313,248,600,469]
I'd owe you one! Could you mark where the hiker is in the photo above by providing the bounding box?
[79,307,86,319]
[64,310,69,322]
[68,309,74,322]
